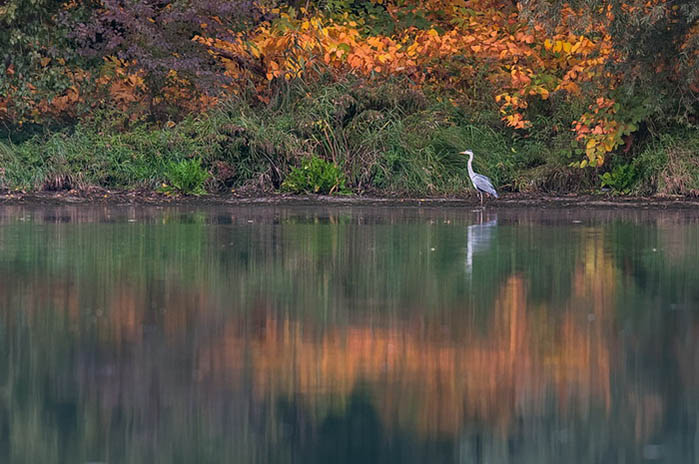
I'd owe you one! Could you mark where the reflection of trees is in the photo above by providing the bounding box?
[0,206,698,461]
[611,217,699,305]
[225,272,611,437]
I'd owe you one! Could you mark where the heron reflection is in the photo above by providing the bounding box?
[466,213,497,276]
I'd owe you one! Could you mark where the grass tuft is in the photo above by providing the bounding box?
[160,159,210,196]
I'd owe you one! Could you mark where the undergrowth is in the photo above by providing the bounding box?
[0,77,695,197]
[631,131,699,196]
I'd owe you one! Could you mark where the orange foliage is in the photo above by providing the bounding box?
[0,63,89,125]
[94,57,219,121]
[96,58,148,113]
[572,97,638,167]
[4,0,684,166]
[0,52,219,126]
[196,0,625,164]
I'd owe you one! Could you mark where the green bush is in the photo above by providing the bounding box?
[282,155,348,194]
[600,164,636,194]
[160,159,210,196]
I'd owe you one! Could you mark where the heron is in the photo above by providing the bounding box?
[461,149,498,206]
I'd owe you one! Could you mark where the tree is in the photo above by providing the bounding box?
[520,0,698,126]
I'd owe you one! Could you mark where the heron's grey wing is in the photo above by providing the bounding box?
[472,173,499,198]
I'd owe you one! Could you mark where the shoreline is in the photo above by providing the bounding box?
[1,189,698,209]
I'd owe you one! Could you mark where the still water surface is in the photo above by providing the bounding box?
[0,205,698,463]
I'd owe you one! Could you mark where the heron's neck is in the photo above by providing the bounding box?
[467,154,475,177]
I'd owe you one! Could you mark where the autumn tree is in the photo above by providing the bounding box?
[520,0,699,125]
[0,0,85,132]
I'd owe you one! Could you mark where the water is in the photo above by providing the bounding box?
[0,204,698,463]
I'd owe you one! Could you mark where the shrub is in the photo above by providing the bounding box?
[599,164,636,194]
[160,159,210,196]
[282,155,348,194]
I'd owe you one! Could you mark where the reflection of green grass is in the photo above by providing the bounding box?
[2,212,699,319]
[1,211,699,461]
[610,222,699,306]
[0,216,510,321]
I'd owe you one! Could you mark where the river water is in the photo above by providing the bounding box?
[0,205,698,463]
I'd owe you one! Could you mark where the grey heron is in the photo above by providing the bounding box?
[461,149,499,206]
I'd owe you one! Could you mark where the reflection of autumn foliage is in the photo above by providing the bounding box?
[552,230,615,415]
[201,258,615,437]
[103,281,144,343]
[3,215,697,446]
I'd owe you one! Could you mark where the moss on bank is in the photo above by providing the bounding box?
[1,80,697,197]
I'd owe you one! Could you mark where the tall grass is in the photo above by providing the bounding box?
[1,77,695,196]
[633,131,699,195]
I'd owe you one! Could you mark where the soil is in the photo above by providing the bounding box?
[1,188,699,209]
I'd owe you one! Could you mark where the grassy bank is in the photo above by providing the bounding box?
[1,78,697,198]
[1,0,696,197]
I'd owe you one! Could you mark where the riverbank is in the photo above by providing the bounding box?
[2,189,698,209]
[2,0,696,203]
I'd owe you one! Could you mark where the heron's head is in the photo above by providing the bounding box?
[460,149,474,156]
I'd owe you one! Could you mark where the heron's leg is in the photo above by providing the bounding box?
[480,192,483,207]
